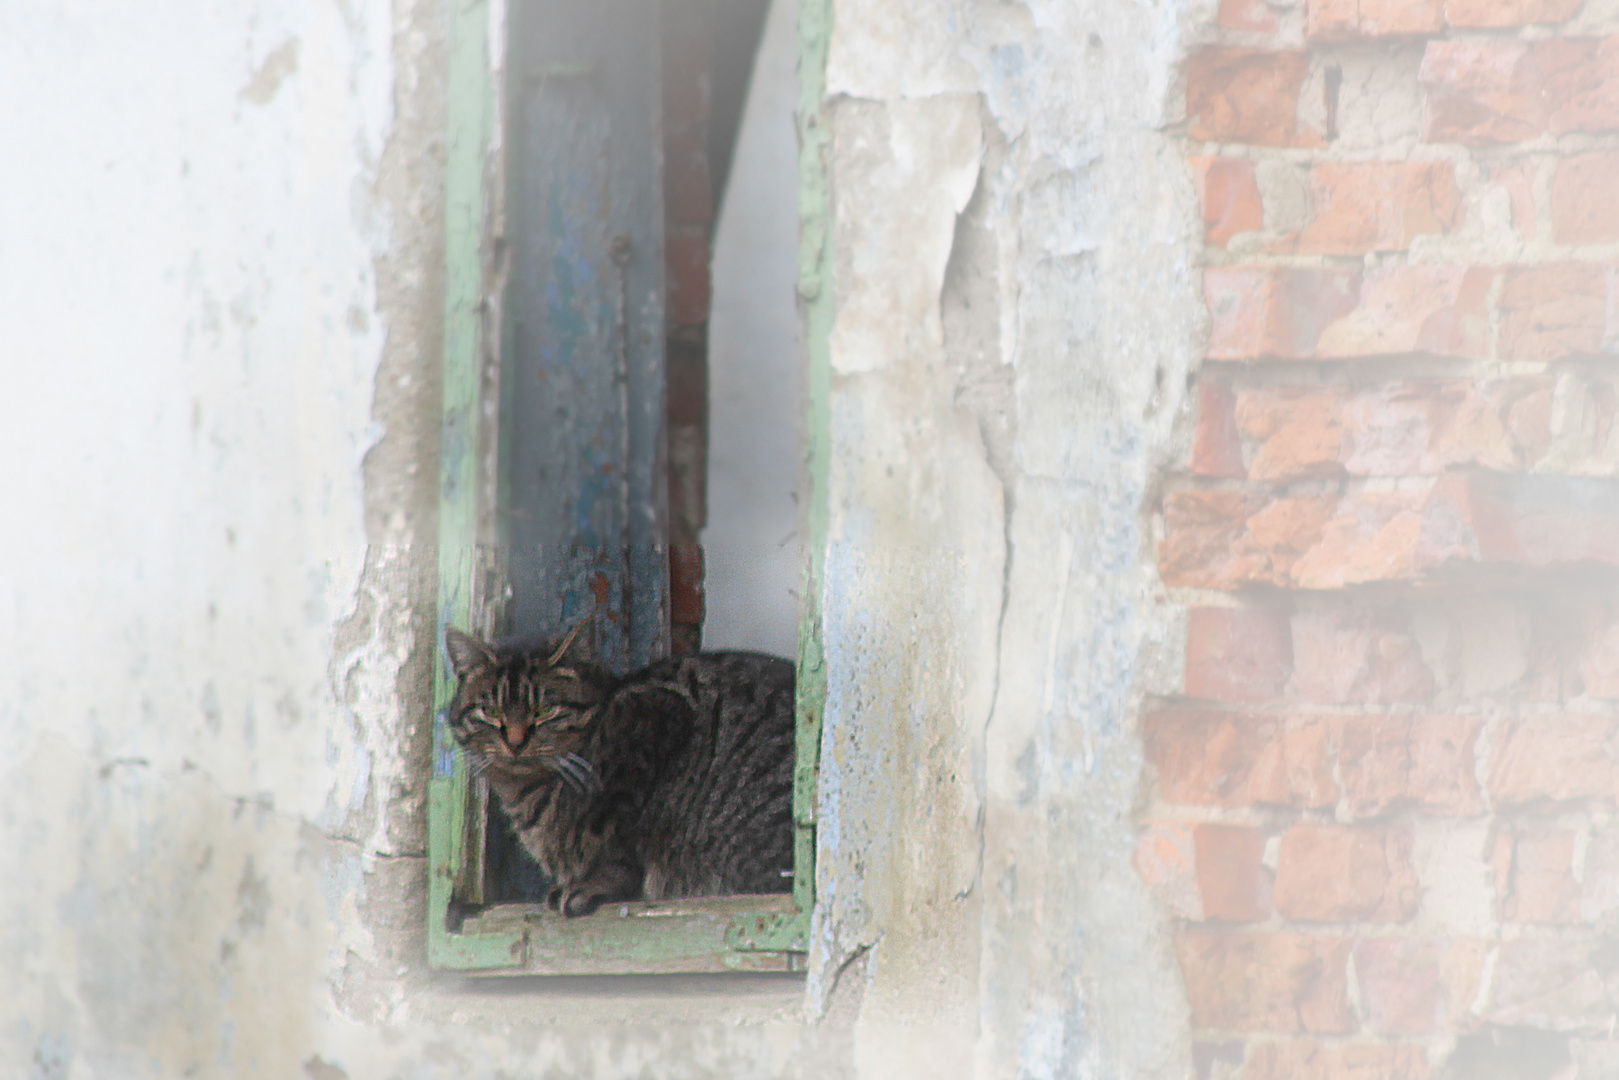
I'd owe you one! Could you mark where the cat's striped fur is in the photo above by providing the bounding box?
[444,627,796,916]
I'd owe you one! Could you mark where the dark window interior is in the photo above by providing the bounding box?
[485,0,774,904]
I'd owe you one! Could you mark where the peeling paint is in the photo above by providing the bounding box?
[4,0,1210,1074]
[812,0,1206,1076]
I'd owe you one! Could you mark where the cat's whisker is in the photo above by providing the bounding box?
[556,752,602,794]
[551,753,584,791]
[546,622,585,666]
[576,754,600,791]
[442,625,794,906]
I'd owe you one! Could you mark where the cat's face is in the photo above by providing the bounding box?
[443,627,605,782]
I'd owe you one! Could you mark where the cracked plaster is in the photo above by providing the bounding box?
[3,0,1209,1075]
[815,0,1207,1077]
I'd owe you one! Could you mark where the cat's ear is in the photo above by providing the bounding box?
[445,627,496,680]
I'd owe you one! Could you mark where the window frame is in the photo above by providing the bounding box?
[425,0,829,976]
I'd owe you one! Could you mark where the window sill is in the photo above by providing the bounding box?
[448,893,807,976]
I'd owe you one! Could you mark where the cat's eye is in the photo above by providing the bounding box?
[467,706,500,729]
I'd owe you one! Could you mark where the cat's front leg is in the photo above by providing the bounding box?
[548,856,644,917]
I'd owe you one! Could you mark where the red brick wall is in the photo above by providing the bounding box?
[664,14,713,655]
[1153,1,1619,1075]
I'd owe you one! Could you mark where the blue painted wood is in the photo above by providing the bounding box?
[506,0,667,674]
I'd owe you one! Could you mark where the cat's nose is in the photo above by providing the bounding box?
[503,719,530,751]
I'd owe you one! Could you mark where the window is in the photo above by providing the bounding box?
[426,0,826,974]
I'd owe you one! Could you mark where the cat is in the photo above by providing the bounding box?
[443,625,797,916]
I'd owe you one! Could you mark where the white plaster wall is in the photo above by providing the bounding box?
[0,0,1209,1075]
[1,3,396,1073]
[705,0,803,658]
[0,3,805,1077]
[812,1,1210,1076]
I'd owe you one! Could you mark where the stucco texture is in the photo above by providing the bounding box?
[0,2,806,1077]
[1,0,1205,1076]
[813,0,1206,1076]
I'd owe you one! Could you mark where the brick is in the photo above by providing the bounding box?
[1427,471,1619,571]
[1580,828,1619,921]
[663,131,713,227]
[1162,472,1619,591]
[1539,36,1619,136]
[666,333,708,427]
[1193,157,1265,248]
[1187,49,1322,147]
[662,19,712,129]
[1218,0,1280,31]
[1144,711,1481,815]
[668,542,705,627]
[1488,715,1619,807]
[665,231,711,328]
[668,423,706,543]
[1163,489,1435,590]
[1340,380,1520,477]
[1355,937,1486,1035]
[1136,822,1202,918]
[1234,386,1344,481]
[1420,41,1543,145]
[1273,824,1420,922]
[1205,267,1361,360]
[1243,1042,1431,1080]
[1309,0,1443,40]
[1421,37,1619,146]
[1284,491,1430,588]
[1485,938,1618,1032]
[1406,715,1485,815]
[1160,489,1327,589]
[1185,607,1295,703]
[1504,382,1555,462]
[1291,609,1436,705]
[1314,265,1491,361]
[1181,713,1480,819]
[1499,263,1617,361]
[1582,612,1619,699]
[1337,716,1411,819]
[1226,379,1529,482]
[1205,266,1490,362]
[1446,0,1583,26]
[1196,824,1274,921]
[1295,162,1460,255]
[1501,829,1581,923]
[1553,153,1619,245]
[1192,379,1246,479]
[1176,931,1354,1032]
[1144,711,1337,808]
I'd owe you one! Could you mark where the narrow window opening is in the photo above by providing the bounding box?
[429,0,813,973]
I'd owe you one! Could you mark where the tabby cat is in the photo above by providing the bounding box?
[443,626,796,916]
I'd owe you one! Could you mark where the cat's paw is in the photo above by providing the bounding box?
[556,886,604,918]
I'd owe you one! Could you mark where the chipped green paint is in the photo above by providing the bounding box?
[467,895,804,974]
[773,0,835,953]
[428,0,823,972]
[429,0,522,972]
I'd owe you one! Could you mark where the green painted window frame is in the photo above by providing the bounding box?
[425,0,832,975]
